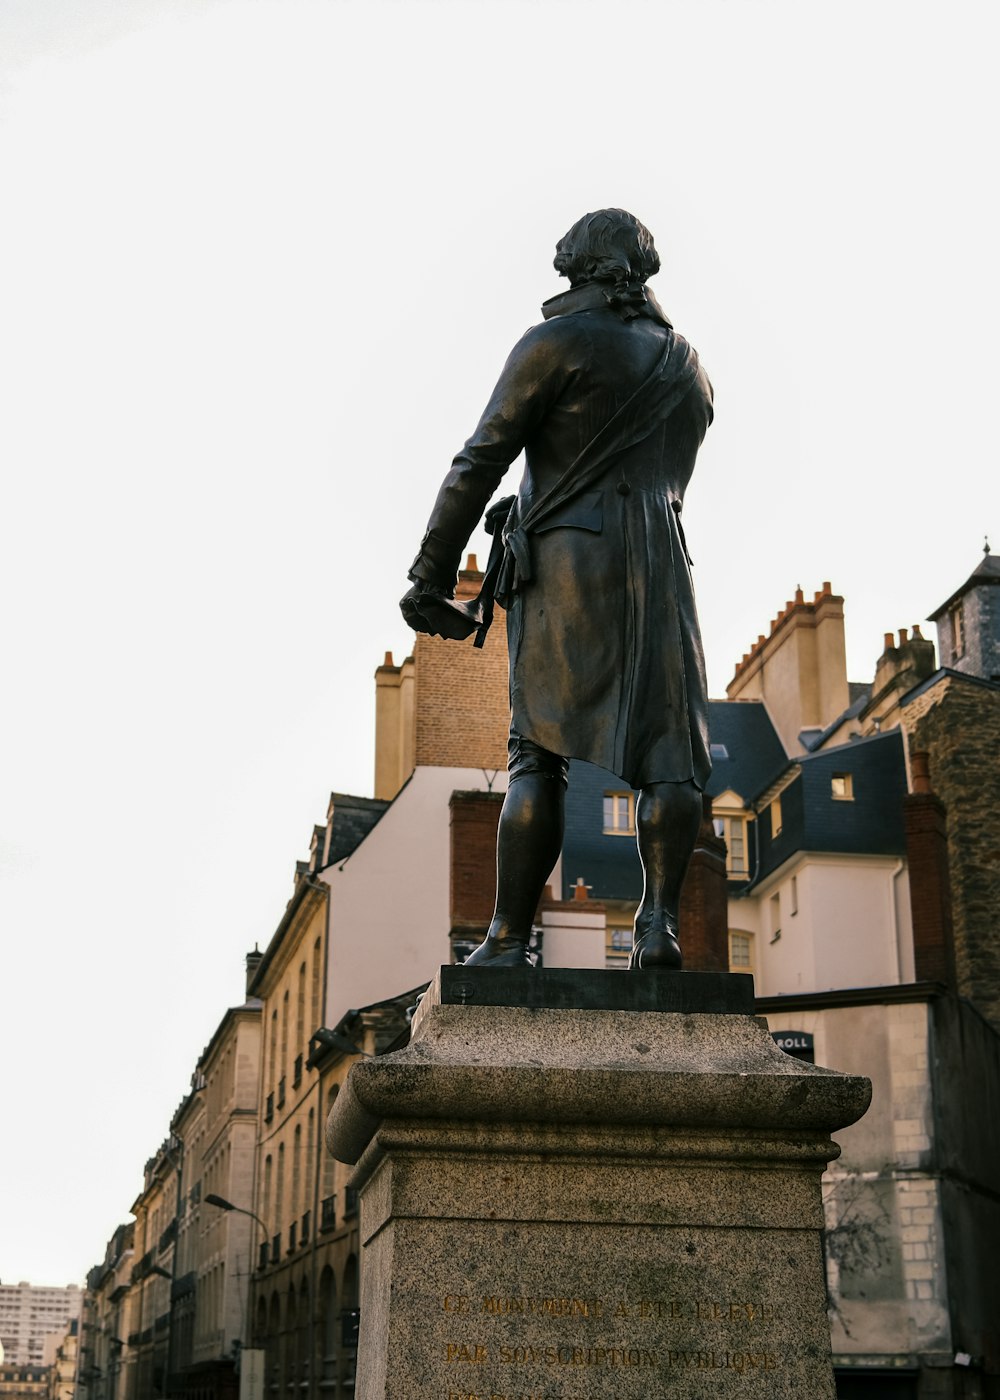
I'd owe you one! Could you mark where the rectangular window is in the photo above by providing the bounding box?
[831,772,854,801]
[720,815,748,877]
[728,931,753,973]
[950,603,965,658]
[770,892,781,942]
[603,791,635,835]
[790,875,798,916]
[770,795,782,837]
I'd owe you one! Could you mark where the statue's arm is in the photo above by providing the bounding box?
[408,325,571,588]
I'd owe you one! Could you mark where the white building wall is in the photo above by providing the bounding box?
[540,908,606,969]
[734,854,913,997]
[322,765,508,1025]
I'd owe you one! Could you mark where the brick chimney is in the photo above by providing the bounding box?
[375,556,511,798]
[413,556,510,772]
[863,626,937,734]
[449,789,504,949]
[726,584,849,756]
[904,751,955,987]
[678,793,730,972]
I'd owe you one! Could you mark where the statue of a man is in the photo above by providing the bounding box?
[402,209,714,970]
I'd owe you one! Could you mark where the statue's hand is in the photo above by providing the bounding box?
[400,581,449,634]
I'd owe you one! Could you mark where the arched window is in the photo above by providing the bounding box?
[284,1285,297,1397]
[267,1293,281,1397]
[262,1155,273,1238]
[322,1091,337,1202]
[297,1278,311,1394]
[318,1267,337,1392]
[292,1126,302,1222]
[276,1143,285,1233]
[340,1257,359,1391]
[311,938,322,1039]
[297,963,306,1061]
[306,1109,315,1215]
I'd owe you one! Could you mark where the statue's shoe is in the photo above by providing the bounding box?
[463,936,534,968]
[628,928,683,971]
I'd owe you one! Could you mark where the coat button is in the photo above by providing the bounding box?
[616,481,631,496]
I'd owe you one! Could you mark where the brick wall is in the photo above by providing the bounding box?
[449,790,503,936]
[413,561,511,772]
[902,674,1000,1030]
[904,753,956,987]
[678,794,730,972]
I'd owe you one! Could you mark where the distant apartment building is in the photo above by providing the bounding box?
[0,1285,82,1369]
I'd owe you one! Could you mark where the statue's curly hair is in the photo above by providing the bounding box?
[553,209,660,289]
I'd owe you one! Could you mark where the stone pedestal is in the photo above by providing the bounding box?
[327,968,871,1400]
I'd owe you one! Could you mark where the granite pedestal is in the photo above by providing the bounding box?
[327,968,871,1399]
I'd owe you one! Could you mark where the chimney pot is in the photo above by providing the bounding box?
[465,552,478,572]
[383,650,394,667]
[912,624,923,639]
[757,634,766,647]
[898,627,909,646]
[821,581,832,595]
[573,877,590,902]
[794,586,804,604]
[883,632,895,651]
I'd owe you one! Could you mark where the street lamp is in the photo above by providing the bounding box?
[204,1194,268,1241]
[204,1194,268,1400]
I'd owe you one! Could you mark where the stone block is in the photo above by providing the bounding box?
[327,969,871,1399]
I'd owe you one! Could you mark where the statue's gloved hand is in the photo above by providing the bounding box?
[400,581,451,634]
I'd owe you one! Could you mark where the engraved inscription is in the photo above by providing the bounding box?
[438,1287,784,1387]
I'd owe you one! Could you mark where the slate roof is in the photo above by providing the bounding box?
[705,699,788,802]
[754,730,908,884]
[928,553,1000,620]
[326,792,390,865]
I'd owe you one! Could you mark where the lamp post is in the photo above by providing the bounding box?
[203,1195,268,1400]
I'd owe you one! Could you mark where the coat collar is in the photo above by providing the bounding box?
[541,280,672,328]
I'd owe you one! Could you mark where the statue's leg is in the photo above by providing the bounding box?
[463,736,567,968]
[629,779,703,970]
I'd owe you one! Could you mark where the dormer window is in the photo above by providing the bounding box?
[603,792,635,835]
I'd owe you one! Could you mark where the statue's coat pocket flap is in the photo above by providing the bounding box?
[533,490,604,535]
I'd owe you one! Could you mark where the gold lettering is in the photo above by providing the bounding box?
[444,1343,487,1365]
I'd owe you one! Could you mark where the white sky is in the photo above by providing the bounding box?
[1,0,997,1287]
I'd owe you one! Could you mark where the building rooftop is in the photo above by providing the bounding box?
[325,792,390,865]
[705,699,788,802]
[928,552,1000,620]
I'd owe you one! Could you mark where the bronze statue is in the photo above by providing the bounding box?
[402,210,713,970]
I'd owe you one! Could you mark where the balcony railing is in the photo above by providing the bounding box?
[320,1196,336,1233]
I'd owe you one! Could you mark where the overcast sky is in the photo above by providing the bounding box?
[1,0,997,1287]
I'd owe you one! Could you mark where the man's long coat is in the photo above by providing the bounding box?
[411,284,714,791]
